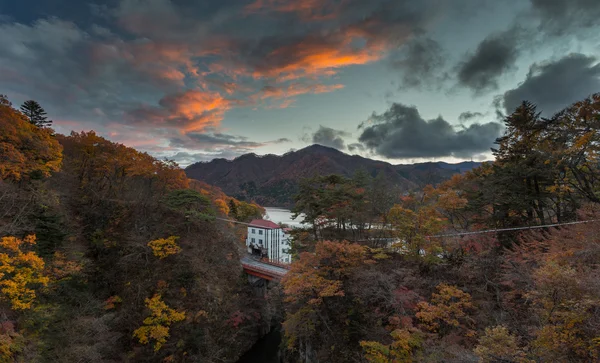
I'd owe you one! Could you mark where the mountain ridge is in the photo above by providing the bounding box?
[185,144,484,207]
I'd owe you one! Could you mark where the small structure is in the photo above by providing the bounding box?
[246,219,292,264]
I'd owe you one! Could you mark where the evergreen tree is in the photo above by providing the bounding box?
[20,100,52,127]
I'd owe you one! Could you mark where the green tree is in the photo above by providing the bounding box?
[545,94,600,205]
[20,100,52,128]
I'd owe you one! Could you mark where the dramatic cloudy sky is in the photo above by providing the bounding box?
[1,0,599,165]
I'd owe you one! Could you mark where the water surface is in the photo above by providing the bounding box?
[237,327,282,363]
[264,207,304,228]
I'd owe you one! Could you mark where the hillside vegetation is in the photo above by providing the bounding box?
[2,93,600,363]
[282,95,600,362]
[185,144,481,207]
[0,95,269,362]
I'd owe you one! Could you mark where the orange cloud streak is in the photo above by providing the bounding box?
[251,30,389,81]
[162,90,233,132]
[260,83,344,99]
[126,90,235,132]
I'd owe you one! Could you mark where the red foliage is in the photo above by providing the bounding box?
[227,311,246,329]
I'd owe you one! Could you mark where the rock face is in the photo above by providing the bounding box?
[185,144,482,207]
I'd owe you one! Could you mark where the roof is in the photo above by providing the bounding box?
[249,219,281,229]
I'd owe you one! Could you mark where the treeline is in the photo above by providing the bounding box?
[282,94,600,362]
[291,171,401,245]
[0,95,271,362]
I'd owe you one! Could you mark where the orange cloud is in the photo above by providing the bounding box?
[126,90,235,132]
[162,90,233,132]
[260,83,344,99]
[250,30,389,81]
[107,3,411,132]
[275,98,296,108]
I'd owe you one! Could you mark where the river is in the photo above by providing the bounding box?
[237,326,282,363]
[236,208,294,363]
[263,207,304,227]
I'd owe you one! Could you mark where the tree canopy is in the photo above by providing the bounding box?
[20,100,52,128]
[0,100,62,181]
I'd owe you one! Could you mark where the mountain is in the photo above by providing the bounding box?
[185,144,482,207]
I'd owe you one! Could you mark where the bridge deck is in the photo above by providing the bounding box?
[241,256,290,280]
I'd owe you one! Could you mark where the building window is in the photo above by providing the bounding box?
[251,229,255,233]
[259,239,263,245]
[251,238,255,243]
[259,230,263,235]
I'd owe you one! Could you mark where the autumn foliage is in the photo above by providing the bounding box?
[0,235,48,310]
[282,94,600,362]
[2,92,600,362]
[0,95,270,362]
[133,294,186,351]
[148,236,182,259]
[0,100,62,181]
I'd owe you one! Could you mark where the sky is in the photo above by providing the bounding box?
[1,0,599,166]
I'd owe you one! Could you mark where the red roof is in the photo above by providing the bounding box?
[249,219,281,229]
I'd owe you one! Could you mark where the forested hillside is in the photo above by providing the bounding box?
[0,95,270,362]
[2,92,600,363]
[185,144,480,207]
[282,95,600,362]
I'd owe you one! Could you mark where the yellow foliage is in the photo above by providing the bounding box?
[388,203,446,256]
[416,284,473,334]
[133,294,185,351]
[282,241,367,351]
[360,328,423,363]
[148,236,181,259]
[49,252,83,281]
[282,241,366,306]
[214,198,229,215]
[528,261,600,360]
[0,235,49,310]
[474,325,527,362]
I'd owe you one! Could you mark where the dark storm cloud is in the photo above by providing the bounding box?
[503,53,600,116]
[0,17,192,127]
[311,126,350,150]
[530,0,600,35]
[168,132,290,158]
[0,0,443,137]
[347,143,365,153]
[392,37,447,89]
[165,150,245,166]
[0,0,116,26]
[234,0,439,81]
[457,28,521,93]
[358,103,502,158]
[170,132,264,149]
[164,131,296,165]
[458,111,484,122]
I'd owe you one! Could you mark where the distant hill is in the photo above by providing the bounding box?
[185,144,482,207]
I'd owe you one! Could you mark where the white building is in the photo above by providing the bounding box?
[246,219,292,264]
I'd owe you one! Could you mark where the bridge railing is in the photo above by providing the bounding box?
[259,258,291,270]
[241,263,288,280]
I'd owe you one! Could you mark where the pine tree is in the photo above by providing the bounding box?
[20,100,52,127]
